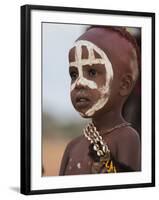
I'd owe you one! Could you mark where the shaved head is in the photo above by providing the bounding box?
[77,27,139,82]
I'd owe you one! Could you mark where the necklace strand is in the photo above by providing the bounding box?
[83,122,131,159]
[100,122,131,135]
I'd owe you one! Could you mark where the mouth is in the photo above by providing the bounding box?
[75,96,91,108]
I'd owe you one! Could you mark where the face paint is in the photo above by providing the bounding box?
[70,41,98,91]
[69,40,114,117]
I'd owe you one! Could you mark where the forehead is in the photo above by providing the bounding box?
[69,40,106,62]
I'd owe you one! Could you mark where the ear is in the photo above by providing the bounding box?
[119,73,134,96]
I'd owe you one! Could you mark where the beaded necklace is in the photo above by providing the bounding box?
[83,122,131,173]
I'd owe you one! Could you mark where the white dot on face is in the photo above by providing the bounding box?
[69,166,72,170]
[77,162,81,169]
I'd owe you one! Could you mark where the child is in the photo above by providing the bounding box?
[59,26,141,175]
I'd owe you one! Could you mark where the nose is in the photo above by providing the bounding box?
[75,77,86,90]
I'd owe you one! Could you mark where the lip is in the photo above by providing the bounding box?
[75,96,91,108]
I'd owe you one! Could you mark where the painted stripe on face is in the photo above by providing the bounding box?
[70,42,98,91]
[69,40,114,117]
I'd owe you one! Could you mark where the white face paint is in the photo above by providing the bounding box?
[69,40,114,117]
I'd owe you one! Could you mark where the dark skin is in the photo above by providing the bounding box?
[59,28,141,175]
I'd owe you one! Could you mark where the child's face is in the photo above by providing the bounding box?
[69,40,114,117]
[68,27,138,118]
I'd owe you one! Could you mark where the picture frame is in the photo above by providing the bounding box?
[20,4,155,195]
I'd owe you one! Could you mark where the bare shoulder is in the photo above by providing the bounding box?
[117,126,140,145]
[65,135,83,152]
[61,135,84,160]
[116,126,141,171]
[59,135,83,175]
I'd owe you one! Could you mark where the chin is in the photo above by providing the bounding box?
[79,112,92,119]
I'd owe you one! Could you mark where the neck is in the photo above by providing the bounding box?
[92,107,126,134]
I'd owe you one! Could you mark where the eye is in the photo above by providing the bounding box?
[69,71,78,81]
[88,68,97,77]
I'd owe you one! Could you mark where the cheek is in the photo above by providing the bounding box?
[70,90,75,105]
[98,72,107,88]
[89,88,107,107]
[97,79,107,93]
[94,71,107,90]
[91,89,102,102]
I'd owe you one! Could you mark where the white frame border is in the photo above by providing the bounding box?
[30,8,153,191]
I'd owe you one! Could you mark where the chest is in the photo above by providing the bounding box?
[64,135,118,175]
